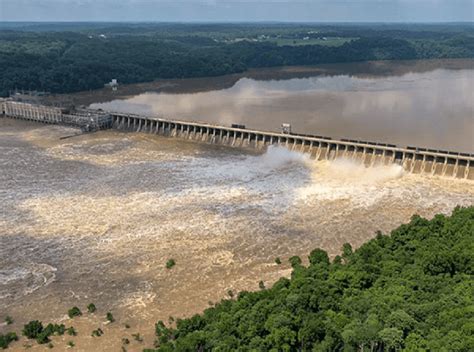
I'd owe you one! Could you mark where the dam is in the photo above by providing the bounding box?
[1,99,473,179]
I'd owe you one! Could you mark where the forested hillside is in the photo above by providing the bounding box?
[149,206,474,351]
[0,23,473,96]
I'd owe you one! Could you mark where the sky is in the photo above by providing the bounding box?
[1,0,473,22]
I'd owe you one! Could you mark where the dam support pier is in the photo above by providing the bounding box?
[2,100,473,180]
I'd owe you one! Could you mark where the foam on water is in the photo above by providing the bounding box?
[3,134,472,239]
[290,157,407,208]
[253,145,311,170]
[170,147,408,211]
[323,157,405,183]
[0,264,57,300]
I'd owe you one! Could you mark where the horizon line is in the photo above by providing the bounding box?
[1,20,473,24]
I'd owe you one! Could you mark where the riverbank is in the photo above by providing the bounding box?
[43,59,474,107]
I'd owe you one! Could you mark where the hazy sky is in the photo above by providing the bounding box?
[1,0,473,22]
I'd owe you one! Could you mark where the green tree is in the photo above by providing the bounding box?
[386,310,416,337]
[379,328,403,351]
[308,248,330,266]
[67,327,77,336]
[106,312,115,323]
[68,307,82,318]
[289,255,302,268]
[87,303,97,313]
[166,259,176,269]
[0,332,18,349]
[23,320,43,339]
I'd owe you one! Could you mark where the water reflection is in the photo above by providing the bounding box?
[92,67,474,152]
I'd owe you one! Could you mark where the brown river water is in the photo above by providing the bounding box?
[1,60,474,351]
[92,59,474,153]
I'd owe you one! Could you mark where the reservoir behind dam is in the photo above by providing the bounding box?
[92,59,474,153]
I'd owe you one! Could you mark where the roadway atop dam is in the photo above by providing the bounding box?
[1,99,473,180]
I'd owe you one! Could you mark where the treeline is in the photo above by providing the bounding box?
[0,23,473,96]
[148,207,474,351]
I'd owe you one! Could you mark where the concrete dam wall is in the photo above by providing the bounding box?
[2,100,473,179]
[2,100,112,131]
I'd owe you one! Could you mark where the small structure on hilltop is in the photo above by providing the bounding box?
[105,79,119,91]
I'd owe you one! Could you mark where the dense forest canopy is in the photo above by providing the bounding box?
[0,23,473,96]
[147,207,474,351]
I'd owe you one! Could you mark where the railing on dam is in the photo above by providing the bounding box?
[1,99,472,179]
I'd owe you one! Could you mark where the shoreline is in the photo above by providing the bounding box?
[42,58,474,107]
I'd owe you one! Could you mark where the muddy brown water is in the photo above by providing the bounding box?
[91,59,474,153]
[1,117,473,351]
[1,59,474,351]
